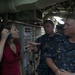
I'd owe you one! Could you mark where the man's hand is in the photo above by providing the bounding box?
[60,69,74,75]
[26,42,40,52]
[55,69,64,75]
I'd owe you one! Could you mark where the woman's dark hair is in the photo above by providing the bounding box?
[0,21,16,35]
[42,20,54,27]
[0,21,19,43]
[3,21,16,30]
[0,21,16,40]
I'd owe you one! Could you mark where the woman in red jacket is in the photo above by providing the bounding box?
[0,21,21,75]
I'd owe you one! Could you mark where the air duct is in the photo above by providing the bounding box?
[0,0,38,13]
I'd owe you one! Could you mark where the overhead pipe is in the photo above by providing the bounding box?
[0,0,38,13]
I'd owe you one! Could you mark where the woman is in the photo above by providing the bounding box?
[0,21,21,75]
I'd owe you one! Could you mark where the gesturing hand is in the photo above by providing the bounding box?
[60,69,74,75]
[26,42,40,52]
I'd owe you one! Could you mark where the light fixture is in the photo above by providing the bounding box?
[53,16,64,24]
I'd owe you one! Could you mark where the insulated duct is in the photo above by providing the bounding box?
[0,0,38,13]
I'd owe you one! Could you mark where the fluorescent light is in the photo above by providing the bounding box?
[53,16,64,24]
[47,18,51,20]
